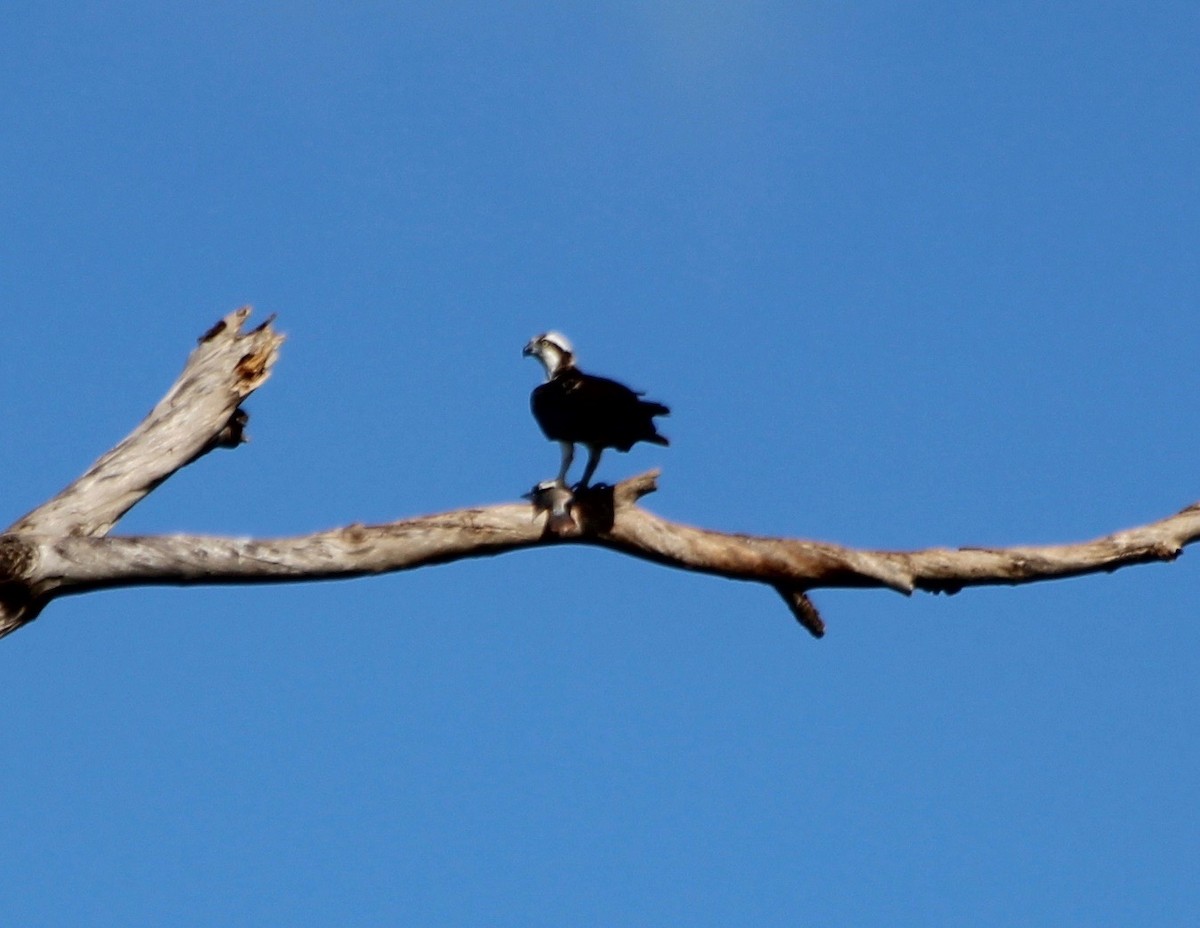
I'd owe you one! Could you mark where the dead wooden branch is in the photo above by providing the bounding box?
[11,307,282,538]
[1,309,1195,641]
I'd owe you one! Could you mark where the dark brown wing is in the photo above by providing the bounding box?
[532,368,669,451]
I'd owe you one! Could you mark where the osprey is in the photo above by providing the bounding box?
[523,331,669,488]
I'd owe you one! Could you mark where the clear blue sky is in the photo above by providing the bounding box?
[2,3,1197,924]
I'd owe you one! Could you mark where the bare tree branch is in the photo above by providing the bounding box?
[1,309,1195,641]
[1,308,281,635]
[10,307,283,537]
[4,479,1197,637]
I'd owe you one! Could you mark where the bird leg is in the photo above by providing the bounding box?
[556,442,575,487]
[576,445,603,490]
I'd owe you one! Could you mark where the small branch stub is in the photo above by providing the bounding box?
[777,586,826,638]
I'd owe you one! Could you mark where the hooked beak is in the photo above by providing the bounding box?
[522,340,537,358]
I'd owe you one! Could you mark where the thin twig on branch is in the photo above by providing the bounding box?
[1,309,1195,641]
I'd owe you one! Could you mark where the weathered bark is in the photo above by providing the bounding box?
[11,308,282,538]
[0,308,283,634]
[1,309,1195,640]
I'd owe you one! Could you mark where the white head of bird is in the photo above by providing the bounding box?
[523,331,575,379]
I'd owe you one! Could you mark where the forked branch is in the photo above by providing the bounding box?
[1,309,1195,640]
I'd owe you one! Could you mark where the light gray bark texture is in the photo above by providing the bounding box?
[2,309,1196,640]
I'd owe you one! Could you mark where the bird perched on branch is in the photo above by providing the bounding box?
[523,331,670,489]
